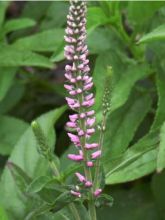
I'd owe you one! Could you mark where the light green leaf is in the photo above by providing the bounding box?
[104,92,152,157]
[0,106,66,219]
[157,122,165,172]
[106,149,157,184]
[139,24,165,44]
[0,206,9,220]
[110,64,151,113]
[127,2,165,29]
[0,81,25,114]
[0,2,9,27]
[3,18,36,34]
[0,116,28,156]
[26,176,52,194]
[0,45,53,68]
[40,2,69,30]
[0,67,17,101]
[105,130,159,184]
[87,7,110,29]
[13,29,64,52]
[93,50,130,112]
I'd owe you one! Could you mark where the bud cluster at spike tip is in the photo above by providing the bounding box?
[64,0,101,197]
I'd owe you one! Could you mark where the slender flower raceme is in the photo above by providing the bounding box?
[64,0,98,187]
[64,1,104,219]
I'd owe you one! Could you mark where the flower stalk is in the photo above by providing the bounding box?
[64,0,99,219]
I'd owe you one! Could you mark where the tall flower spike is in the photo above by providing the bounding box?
[64,0,101,200]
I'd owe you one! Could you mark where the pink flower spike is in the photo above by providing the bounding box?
[69,114,78,122]
[68,154,83,161]
[71,190,81,198]
[75,172,86,183]
[85,143,99,149]
[91,150,101,159]
[86,161,94,167]
[85,181,93,187]
[94,189,102,197]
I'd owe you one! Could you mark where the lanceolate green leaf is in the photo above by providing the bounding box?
[139,24,165,44]
[157,122,165,172]
[0,116,28,156]
[13,29,64,52]
[0,46,53,68]
[3,18,36,34]
[106,149,157,184]
[93,50,128,112]
[110,64,151,113]
[0,2,9,27]
[0,67,17,101]
[0,106,66,219]
[105,130,159,184]
[104,92,152,157]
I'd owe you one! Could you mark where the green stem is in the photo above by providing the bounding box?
[88,200,97,220]
[49,160,60,177]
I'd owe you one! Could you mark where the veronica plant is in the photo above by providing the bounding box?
[64,1,112,219]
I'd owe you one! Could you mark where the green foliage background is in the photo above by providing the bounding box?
[0,1,165,219]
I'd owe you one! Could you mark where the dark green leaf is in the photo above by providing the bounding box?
[0,45,53,68]
[104,92,152,157]
[13,29,64,52]
[0,116,28,155]
[110,64,151,112]
[105,130,159,184]
[139,24,165,44]
[0,81,25,114]
[0,67,17,101]
[3,18,36,34]
[0,107,66,219]
[152,171,165,216]
[95,194,113,208]
[0,2,9,27]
